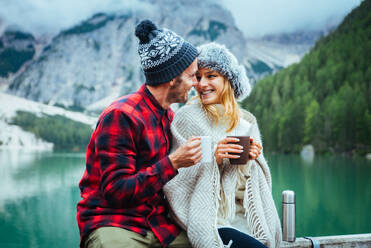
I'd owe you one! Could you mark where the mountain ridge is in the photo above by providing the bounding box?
[242,0,371,154]
[3,2,326,111]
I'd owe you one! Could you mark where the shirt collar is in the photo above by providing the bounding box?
[139,84,169,120]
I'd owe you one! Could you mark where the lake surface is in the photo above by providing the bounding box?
[0,151,370,247]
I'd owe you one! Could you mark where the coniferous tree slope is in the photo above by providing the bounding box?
[242,0,371,155]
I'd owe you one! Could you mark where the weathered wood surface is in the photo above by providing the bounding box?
[281,233,371,248]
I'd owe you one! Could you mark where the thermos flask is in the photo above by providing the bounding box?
[282,190,296,242]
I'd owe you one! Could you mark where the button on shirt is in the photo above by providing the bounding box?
[77,84,179,247]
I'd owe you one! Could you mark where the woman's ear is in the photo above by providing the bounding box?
[169,79,175,87]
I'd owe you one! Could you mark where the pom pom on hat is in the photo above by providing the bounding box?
[135,20,158,44]
[135,19,198,85]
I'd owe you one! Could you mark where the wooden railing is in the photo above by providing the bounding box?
[281,233,371,247]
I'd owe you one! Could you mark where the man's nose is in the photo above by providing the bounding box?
[192,76,198,87]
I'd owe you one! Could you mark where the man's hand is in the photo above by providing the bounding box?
[169,136,202,170]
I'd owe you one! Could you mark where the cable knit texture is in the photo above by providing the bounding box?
[164,102,282,248]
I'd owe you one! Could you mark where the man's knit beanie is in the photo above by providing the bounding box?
[197,42,251,100]
[135,20,198,85]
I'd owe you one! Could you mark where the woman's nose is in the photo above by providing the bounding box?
[198,77,208,87]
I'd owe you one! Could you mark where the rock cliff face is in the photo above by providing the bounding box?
[6,1,250,111]
[245,28,334,79]
[0,29,36,88]
[5,0,322,111]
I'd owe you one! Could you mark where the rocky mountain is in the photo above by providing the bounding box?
[245,28,335,81]
[4,0,325,112]
[0,28,38,90]
[5,1,247,112]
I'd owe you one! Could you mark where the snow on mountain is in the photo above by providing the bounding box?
[244,29,332,81]
[0,92,97,150]
[244,38,307,81]
[0,119,53,150]
[4,1,248,111]
[3,1,331,110]
[247,39,308,68]
[0,92,97,125]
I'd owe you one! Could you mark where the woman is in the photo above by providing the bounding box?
[164,43,282,248]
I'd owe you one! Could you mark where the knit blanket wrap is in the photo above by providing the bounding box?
[164,103,282,248]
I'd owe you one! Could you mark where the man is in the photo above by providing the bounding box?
[77,20,201,248]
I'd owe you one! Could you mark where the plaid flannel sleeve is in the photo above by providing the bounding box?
[95,109,177,208]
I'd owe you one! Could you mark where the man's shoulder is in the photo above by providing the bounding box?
[113,91,144,112]
[99,92,144,120]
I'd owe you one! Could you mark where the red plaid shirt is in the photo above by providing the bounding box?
[77,84,180,247]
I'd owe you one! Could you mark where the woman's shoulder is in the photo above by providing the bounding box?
[237,108,262,142]
[171,101,209,140]
[239,108,257,125]
[174,101,204,120]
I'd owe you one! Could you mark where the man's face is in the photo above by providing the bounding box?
[167,59,198,104]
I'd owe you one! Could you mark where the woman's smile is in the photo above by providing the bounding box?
[200,89,215,97]
[196,68,225,105]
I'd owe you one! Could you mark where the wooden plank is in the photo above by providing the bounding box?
[281,233,371,248]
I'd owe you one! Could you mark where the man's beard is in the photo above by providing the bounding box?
[167,76,188,103]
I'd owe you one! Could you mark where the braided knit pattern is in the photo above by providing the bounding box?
[164,102,282,248]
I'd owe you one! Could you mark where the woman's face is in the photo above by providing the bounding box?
[195,68,225,105]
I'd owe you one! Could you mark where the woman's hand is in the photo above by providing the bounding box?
[249,138,262,160]
[214,137,243,165]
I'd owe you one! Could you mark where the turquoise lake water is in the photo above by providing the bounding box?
[0,151,370,247]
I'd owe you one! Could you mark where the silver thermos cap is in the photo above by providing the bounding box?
[282,190,296,242]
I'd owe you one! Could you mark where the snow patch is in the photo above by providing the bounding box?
[0,92,98,150]
[0,119,53,151]
[246,38,311,68]
[0,92,97,126]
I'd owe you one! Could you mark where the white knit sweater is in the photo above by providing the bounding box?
[164,102,282,248]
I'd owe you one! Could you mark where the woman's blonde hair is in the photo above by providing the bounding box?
[190,76,240,133]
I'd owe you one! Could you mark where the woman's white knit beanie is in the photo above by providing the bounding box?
[197,42,251,100]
